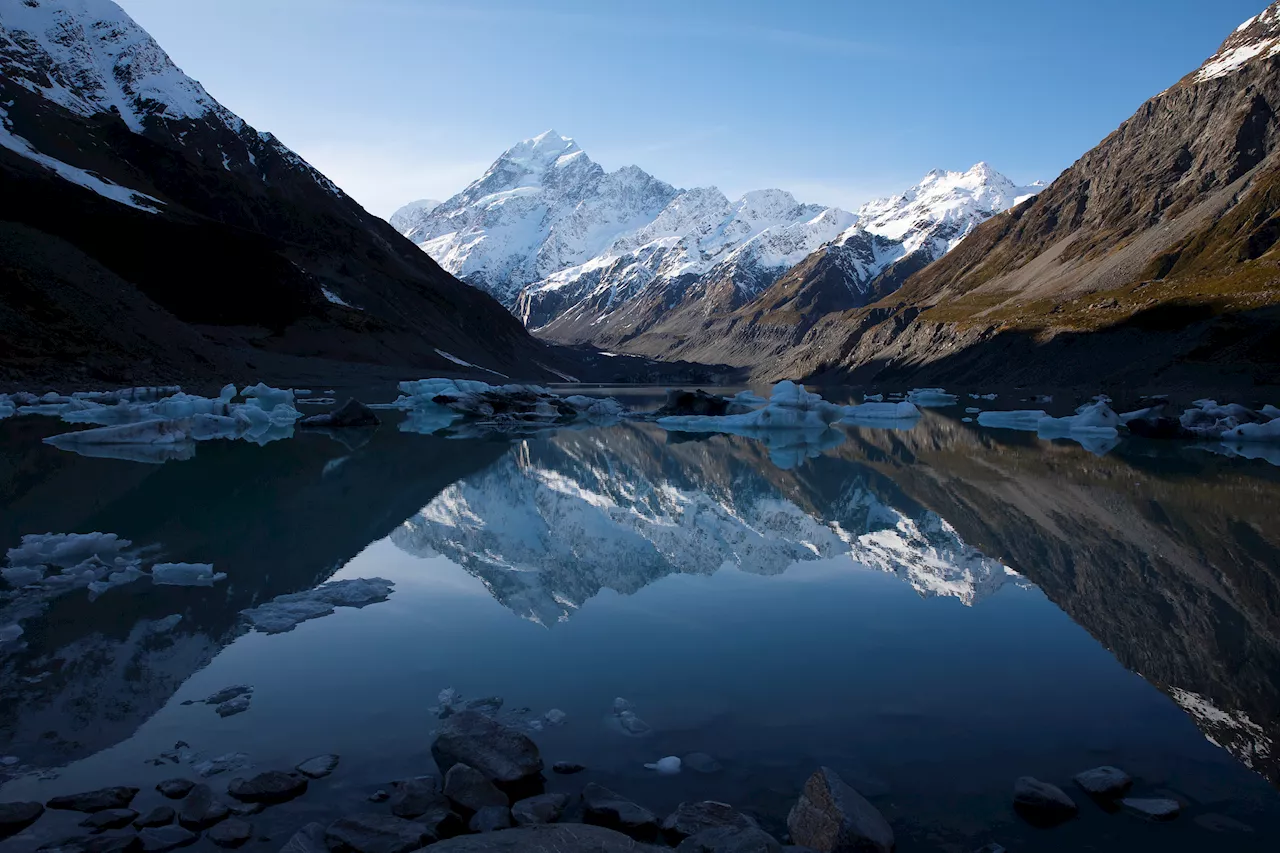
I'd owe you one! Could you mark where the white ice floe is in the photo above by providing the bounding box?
[150,563,226,587]
[240,577,395,633]
[1221,419,1280,442]
[977,410,1048,431]
[644,756,682,775]
[977,398,1122,454]
[7,532,131,568]
[384,378,625,431]
[659,381,845,432]
[841,401,922,425]
[907,388,958,407]
[1179,399,1267,438]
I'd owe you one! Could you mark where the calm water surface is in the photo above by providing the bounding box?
[1,388,1279,852]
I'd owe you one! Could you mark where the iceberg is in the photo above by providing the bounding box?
[151,562,226,587]
[385,378,627,429]
[241,382,296,411]
[1221,419,1280,443]
[659,381,845,432]
[240,577,395,633]
[1179,400,1268,438]
[7,532,132,568]
[841,401,922,425]
[907,388,959,407]
[977,410,1048,431]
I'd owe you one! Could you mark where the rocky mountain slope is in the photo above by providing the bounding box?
[0,0,580,385]
[770,2,1280,388]
[394,134,1039,361]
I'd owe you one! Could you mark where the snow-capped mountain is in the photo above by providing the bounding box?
[393,132,1042,357]
[389,425,1020,626]
[1195,2,1280,83]
[0,0,566,381]
[389,198,441,234]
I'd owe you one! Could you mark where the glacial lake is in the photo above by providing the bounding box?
[2,387,1279,852]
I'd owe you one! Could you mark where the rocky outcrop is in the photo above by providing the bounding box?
[431,712,544,785]
[786,767,893,853]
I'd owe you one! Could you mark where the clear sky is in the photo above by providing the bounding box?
[117,0,1266,218]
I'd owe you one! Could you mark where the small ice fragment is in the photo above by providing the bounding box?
[544,709,567,726]
[965,407,980,414]
[0,624,21,643]
[438,688,460,706]
[193,752,251,777]
[612,697,634,715]
[151,563,226,586]
[0,756,19,766]
[643,756,682,774]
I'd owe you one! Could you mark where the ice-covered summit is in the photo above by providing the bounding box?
[1195,2,1280,83]
[388,198,441,235]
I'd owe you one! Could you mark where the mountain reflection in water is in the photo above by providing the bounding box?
[1,404,1279,848]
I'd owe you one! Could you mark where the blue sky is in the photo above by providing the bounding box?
[119,0,1266,217]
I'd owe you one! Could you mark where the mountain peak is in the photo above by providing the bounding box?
[1196,2,1280,83]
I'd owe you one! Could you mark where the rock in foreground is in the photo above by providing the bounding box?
[787,767,893,853]
[511,793,570,826]
[432,711,544,785]
[48,788,140,814]
[1012,777,1078,827]
[0,801,45,837]
[296,754,341,779]
[227,770,308,804]
[138,825,199,852]
[300,399,381,429]
[444,763,508,811]
[1073,766,1132,799]
[662,801,755,842]
[427,823,663,851]
[280,822,328,853]
[1121,797,1181,821]
[582,783,659,841]
[325,813,434,853]
[207,817,254,848]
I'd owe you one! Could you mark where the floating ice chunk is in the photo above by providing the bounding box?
[907,388,958,407]
[863,394,884,402]
[969,393,998,400]
[86,565,145,599]
[241,383,295,411]
[2,565,45,586]
[644,756,682,775]
[390,378,625,429]
[151,563,226,587]
[45,418,190,446]
[962,417,973,423]
[732,390,768,407]
[219,384,237,403]
[1262,404,1280,420]
[977,410,1049,431]
[0,624,23,644]
[545,709,567,726]
[399,405,461,435]
[1038,398,1120,436]
[965,407,981,414]
[842,401,922,424]
[660,381,844,432]
[1222,419,1280,442]
[240,577,394,633]
[1179,400,1267,438]
[0,399,14,419]
[7,532,131,568]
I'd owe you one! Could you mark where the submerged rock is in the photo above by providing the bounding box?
[134,806,175,828]
[325,813,435,853]
[48,788,140,814]
[389,777,446,820]
[1121,797,1181,821]
[662,801,755,842]
[204,685,252,705]
[155,780,194,800]
[1012,777,1077,827]
[581,783,659,840]
[468,806,512,833]
[192,753,251,778]
[677,826,782,852]
[432,711,544,784]
[551,762,586,775]
[227,771,308,804]
[444,764,508,811]
[280,822,328,853]
[79,809,138,832]
[215,695,252,718]
[177,784,228,830]
[137,825,198,852]
[0,801,45,837]
[296,754,340,779]
[682,753,723,775]
[207,817,253,848]
[511,793,570,826]
[786,767,893,853]
[1073,766,1132,799]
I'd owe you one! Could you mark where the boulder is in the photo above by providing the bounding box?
[133,807,175,828]
[432,711,544,785]
[207,818,253,848]
[511,793,570,826]
[48,788,140,814]
[1121,797,1181,821]
[215,695,251,718]
[786,767,893,853]
[682,753,723,775]
[444,764,509,812]
[552,762,586,775]
[388,777,445,819]
[204,685,253,705]
[1073,766,1132,799]
[662,801,755,842]
[468,806,512,833]
[176,784,228,830]
[325,814,435,853]
[676,826,782,853]
[226,770,308,804]
[300,399,380,429]
[280,822,328,853]
[654,390,733,419]
[155,780,194,801]
[0,801,45,837]
[137,826,198,852]
[80,809,139,833]
[427,824,666,851]
[295,754,340,779]
[582,783,659,841]
[1012,777,1078,827]
[82,833,143,853]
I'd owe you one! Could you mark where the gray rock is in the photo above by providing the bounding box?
[48,788,140,814]
[787,767,893,853]
[82,833,143,853]
[1012,777,1077,827]
[369,790,390,803]
[551,762,585,775]
[225,802,263,817]
[616,711,651,736]
[80,810,139,833]
[295,754,340,779]
[432,711,544,784]
[0,801,45,837]
[682,753,723,775]
[1073,766,1132,798]
[133,807,174,828]
[204,686,253,705]
[1121,797,1181,821]
[324,814,435,853]
[300,399,380,428]
[662,801,755,842]
[155,780,194,801]
[388,777,445,819]
[511,793,570,826]
[469,806,512,833]
[137,826,198,853]
[207,818,253,848]
[279,822,328,853]
[444,764,509,812]
[226,771,308,804]
[582,783,659,841]
[676,827,782,853]
[427,824,666,851]
[215,695,251,718]
[176,784,228,830]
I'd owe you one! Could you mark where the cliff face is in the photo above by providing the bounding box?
[770,5,1280,389]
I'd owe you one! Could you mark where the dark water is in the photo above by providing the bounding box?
[2,393,1279,851]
